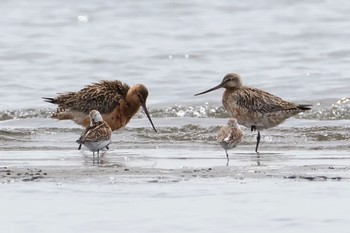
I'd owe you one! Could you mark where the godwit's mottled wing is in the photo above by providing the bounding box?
[53,80,130,114]
[233,87,311,114]
[77,122,112,143]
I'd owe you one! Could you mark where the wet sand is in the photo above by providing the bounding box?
[1,148,350,233]
[1,144,350,233]
[1,148,349,183]
[1,162,347,183]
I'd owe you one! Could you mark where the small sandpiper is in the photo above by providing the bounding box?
[76,110,112,157]
[195,73,311,153]
[43,80,157,132]
[217,118,243,166]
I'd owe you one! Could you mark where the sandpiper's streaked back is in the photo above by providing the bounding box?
[76,110,112,156]
[195,73,311,152]
[43,80,157,132]
[217,118,243,166]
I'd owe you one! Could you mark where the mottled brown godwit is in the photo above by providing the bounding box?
[43,80,157,132]
[195,73,311,153]
[76,110,112,156]
[217,118,243,166]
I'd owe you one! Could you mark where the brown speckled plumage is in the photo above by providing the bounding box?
[54,80,129,114]
[43,80,157,132]
[216,118,243,165]
[77,121,112,144]
[195,73,311,152]
[76,110,112,156]
[222,86,311,130]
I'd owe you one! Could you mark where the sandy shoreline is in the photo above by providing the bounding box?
[2,149,350,233]
[2,149,349,183]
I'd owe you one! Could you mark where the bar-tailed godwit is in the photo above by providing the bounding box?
[217,118,243,166]
[76,110,112,156]
[195,73,311,152]
[43,80,157,132]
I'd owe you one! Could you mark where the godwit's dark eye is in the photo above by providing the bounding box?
[223,78,230,83]
[138,94,144,103]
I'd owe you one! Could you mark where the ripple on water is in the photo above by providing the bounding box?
[1,98,349,121]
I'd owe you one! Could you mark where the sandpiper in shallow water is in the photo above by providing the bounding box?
[195,73,311,153]
[76,110,112,156]
[217,118,243,166]
[43,80,157,132]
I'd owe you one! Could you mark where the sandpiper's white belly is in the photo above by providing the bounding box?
[83,139,111,152]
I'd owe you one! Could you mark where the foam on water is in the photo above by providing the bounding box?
[0,97,349,120]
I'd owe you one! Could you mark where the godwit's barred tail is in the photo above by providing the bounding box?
[195,73,311,152]
[76,110,112,157]
[216,118,243,166]
[43,80,157,132]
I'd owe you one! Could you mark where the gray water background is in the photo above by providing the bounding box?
[0,0,349,110]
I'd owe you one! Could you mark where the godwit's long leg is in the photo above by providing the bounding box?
[225,149,229,166]
[255,131,261,153]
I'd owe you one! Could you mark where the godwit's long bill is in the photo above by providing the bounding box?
[195,73,311,153]
[43,80,157,132]
[76,110,112,156]
[217,118,243,166]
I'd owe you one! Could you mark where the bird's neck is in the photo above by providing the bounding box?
[124,104,140,117]
[90,121,102,127]
[124,90,141,117]
[223,87,239,100]
[225,86,241,91]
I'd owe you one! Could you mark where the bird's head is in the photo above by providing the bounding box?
[89,110,103,125]
[194,73,243,96]
[131,84,157,132]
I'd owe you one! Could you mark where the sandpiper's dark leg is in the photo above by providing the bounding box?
[78,144,82,150]
[255,131,261,153]
[251,125,256,132]
[256,156,261,166]
[225,150,229,166]
[106,145,109,150]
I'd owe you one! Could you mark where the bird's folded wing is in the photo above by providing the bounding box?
[55,80,130,114]
[78,123,111,143]
[235,87,301,114]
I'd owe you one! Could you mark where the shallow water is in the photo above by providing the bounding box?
[1,0,350,232]
[2,179,350,233]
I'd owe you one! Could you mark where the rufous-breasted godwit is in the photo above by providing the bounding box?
[76,110,112,156]
[43,80,157,132]
[217,118,243,166]
[195,73,311,153]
